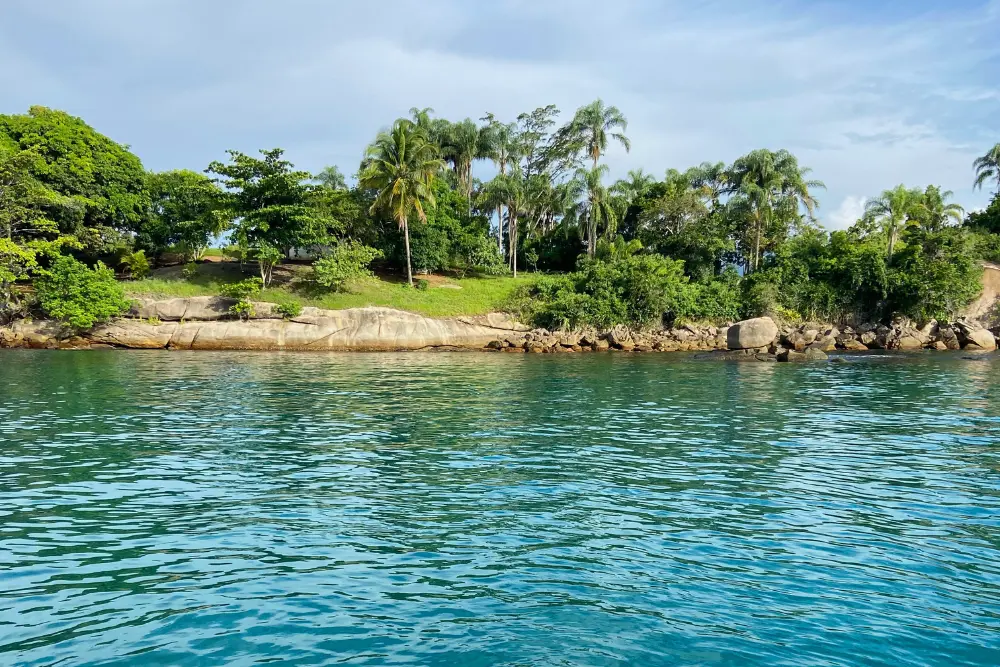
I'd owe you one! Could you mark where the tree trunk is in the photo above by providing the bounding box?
[403,216,414,287]
[887,223,896,260]
[753,220,761,274]
[497,205,504,254]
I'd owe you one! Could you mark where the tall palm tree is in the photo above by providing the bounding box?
[440,118,494,216]
[359,120,445,287]
[973,143,1000,194]
[482,113,520,250]
[689,161,728,208]
[863,184,923,260]
[916,185,964,231]
[578,165,618,256]
[725,149,824,272]
[480,170,529,275]
[567,99,631,169]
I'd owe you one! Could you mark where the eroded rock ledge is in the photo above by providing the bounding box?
[1,297,997,356]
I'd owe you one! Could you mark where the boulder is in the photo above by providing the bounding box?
[809,335,838,352]
[804,347,829,361]
[786,330,817,351]
[896,335,924,351]
[607,325,633,349]
[727,317,778,350]
[777,349,807,362]
[964,328,997,351]
[593,339,611,351]
[840,338,869,352]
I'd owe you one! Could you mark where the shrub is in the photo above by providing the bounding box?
[220,277,263,320]
[415,278,429,291]
[181,262,198,279]
[35,256,130,331]
[120,250,150,279]
[275,300,302,319]
[513,251,689,330]
[312,241,383,292]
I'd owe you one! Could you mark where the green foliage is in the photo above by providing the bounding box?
[120,249,150,279]
[312,241,383,292]
[35,255,130,331]
[512,249,689,330]
[181,262,198,279]
[275,300,302,319]
[220,277,263,320]
[966,193,1000,235]
[141,170,227,262]
[888,227,983,322]
[0,106,148,258]
[207,148,333,286]
[415,278,429,291]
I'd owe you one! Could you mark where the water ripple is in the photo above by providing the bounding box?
[2,350,1000,666]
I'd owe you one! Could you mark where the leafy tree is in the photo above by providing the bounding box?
[888,227,982,321]
[863,184,923,259]
[207,148,331,286]
[35,255,130,331]
[359,120,445,286]
[973,143,1000,194]
[219,277,263,320]
[481,113,521,250]
[141,170,228,262]
[0,149,78,320]
[0,106,148,258]
[966,193,1000,235]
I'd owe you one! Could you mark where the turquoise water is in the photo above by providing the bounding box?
[2,350,1000,666]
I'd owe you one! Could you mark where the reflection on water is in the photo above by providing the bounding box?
[2,350,1000,666]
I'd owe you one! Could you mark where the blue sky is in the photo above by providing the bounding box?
[2,0,998,228]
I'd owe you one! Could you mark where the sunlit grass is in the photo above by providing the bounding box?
[124,262,536,317]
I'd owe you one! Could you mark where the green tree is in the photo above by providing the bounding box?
[725,149,824,273]
[578,165,618,256]
[0,149,77,321]
[0,106,148,258]
[863,184,923,260]
[359,120,445,286]
[481,113,521,251]
[913,185,964,232]
[207,148,331,286]
[973,143,1000,194]
[142,170,228,262]
[562,99,631,169]
[314,165,348,190]
[440,118,494,213]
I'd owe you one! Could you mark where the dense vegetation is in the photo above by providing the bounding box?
[2,104,999,331]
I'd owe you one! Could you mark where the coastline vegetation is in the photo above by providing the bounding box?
[1,104,999,332]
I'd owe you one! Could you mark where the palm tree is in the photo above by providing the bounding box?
[578,165,618,256]
[359,120,445,287]
[480,170,529,275]
[725,149,824,272]
[688,161,728,207]
[440,118,494,216]
[915,185,964,231]
[973,143,1000,193]
[482,113,520,250]
[863,184,924,260]
[566,99,631,169]
[611,169,655,204]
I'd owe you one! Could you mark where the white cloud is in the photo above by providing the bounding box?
[825,196,867,231]
[0,0,997,214]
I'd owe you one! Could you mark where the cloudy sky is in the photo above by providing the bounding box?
[2,0,998,229]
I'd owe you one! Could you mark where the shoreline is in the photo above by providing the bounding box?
[2,297,996,359]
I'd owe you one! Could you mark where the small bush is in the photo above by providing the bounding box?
[35,256,131,331]
[120,250,150,280]
[275,301,302,319]
[415,278,429,291]
[181,262,198,279]
[220,277,263,320]
[312,241,383,292]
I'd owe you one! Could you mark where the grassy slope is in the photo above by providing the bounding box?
[124,261,535,317]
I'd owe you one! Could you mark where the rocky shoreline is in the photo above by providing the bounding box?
[0,296,997,358]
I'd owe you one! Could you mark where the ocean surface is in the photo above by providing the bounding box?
[2,349,1000,666]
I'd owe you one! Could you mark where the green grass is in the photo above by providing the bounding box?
[124,262,536,317]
